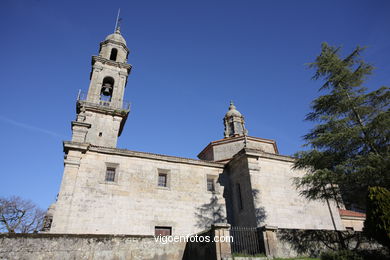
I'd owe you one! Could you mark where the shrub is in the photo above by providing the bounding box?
[321,250,390,260]
[364,186,390,250]
[358,250,390,260]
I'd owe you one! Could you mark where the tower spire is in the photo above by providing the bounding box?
[114,8,122,33]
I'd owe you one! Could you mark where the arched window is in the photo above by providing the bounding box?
[109,48,118,61]
[229,121,235,136]
[100,77,115,102]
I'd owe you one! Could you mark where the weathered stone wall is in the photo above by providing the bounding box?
[198,137,277,162]
[268,228,381,258]
[225,148,343,231]
[340,216,365,231]
[226,154,258,227]
[100,42,128,63]
[53,143,346,238]
[249,151,344,230]
[51,147,227,235]
[0,233,185,260]
[83,112,123,147]
[211,140,249,161]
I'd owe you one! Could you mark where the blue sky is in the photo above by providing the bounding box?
[1,0,389,210]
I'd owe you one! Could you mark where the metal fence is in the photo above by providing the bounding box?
[230,226,265,255]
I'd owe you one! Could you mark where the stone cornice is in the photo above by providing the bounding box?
[100,39,129,53]
[89,145,225,168]
[71,121,91,128]
[77,101,130,115]
[63,141,90,153]
[258,151,295,163]
[92,56,132,73]
[63,159,81,168]
[62,141,224,168]
[339,215,365,221]
[198,135,279,159]
[76,101,129,136]
[233,147,295,163]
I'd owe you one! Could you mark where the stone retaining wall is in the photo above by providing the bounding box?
[0,233,185,260]
[264,227,380,258]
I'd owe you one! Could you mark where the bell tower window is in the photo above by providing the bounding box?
[109,48,118,61]
[229,121,235,136]
[100,77,114,103]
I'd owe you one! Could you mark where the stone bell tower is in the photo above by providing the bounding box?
[224,101,247,138]
[71,26,132,148]
[198,101,278,162]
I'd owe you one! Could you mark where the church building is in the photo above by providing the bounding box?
[46,26,360,236]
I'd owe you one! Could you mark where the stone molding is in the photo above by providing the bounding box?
[63,141,90,153]
[76,101,129,136]
[89,145,225,168]
[77,100,130,114]
[236,147,295,163]
[92,56,132,73]
[63,159,81,168]
[100,39,130,53]
[62,140,225,168]
[198,135,279,159]
[71,121,91,128]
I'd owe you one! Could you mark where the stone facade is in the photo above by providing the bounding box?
[51,146,226,235]
[230,149,344,230]
[198,136,277,162]
[339,209,366,231]
[47,27,352,237]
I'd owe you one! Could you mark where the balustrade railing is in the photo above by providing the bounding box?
[76,90,130,111]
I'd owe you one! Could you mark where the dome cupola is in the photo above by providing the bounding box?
[223,101,247,138]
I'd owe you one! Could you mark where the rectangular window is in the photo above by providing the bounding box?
[237,183,244,210]
[158,173,167,187]
[155,226,172,236]
[105,167,116,182]
[207,178,215,192]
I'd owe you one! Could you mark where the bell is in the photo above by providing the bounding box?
[101,83,112,96]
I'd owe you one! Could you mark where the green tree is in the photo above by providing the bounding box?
[294,43,390,211]
[364,186,390,249]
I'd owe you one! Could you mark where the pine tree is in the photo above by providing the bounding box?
[294,43,390,210]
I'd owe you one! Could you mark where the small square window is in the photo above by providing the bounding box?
[105,167,116,182]
[158,173,167,187]
[207,178,215,192]
[155,226,171,236]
